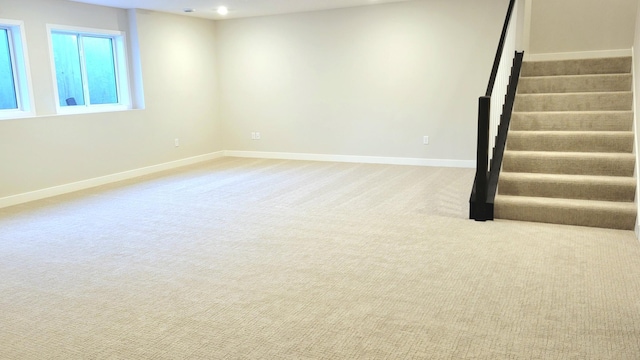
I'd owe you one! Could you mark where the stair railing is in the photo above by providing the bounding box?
[470,0,524,221]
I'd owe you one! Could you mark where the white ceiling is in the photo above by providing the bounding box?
[68,0,414,20]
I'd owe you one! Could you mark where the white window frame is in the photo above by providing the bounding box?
[0,19,34,120]
[47,24,131,114]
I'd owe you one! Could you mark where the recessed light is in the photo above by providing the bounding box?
[217,6,229,16]
[183,8,196,13]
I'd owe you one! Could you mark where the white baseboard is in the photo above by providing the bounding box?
[525,48,632,62]
[0,151,225,209]
[224,150,475,168]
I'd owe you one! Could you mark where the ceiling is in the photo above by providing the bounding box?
[68,0,414,20]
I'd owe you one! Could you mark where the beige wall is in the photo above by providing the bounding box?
[216,0,509,160]
[0,0,532,201]
[0,0,222,198]
[529,0,638,54]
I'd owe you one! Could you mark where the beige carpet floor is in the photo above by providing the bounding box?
[1,157,640,359]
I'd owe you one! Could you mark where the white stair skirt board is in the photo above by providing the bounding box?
[0,151,225,209]
[224,150,475,168]
[525,49,632,62]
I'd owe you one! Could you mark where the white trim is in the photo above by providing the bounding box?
[525,49,632,62]
[514,0,525,52]
[520,0,532,53]
[47,24,131,114]
[47,24,123,37]
[224,150,475,168]
[54,103,130,115]
[0,110,35,120]
[0,151,225,209]
[0,19,35,119]
[633,47,640,240]
[127,9,145,109]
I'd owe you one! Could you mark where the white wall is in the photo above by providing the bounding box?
[216,0,510,161]
[0,0,222,199]
[529,0,638,55]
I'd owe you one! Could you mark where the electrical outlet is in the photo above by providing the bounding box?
[174,138,180,147]
[423,136,429,145]
[251,132,256,140]
[255,132,261,140]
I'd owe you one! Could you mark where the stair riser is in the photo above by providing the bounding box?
[510,112,633,131]
[518,74,631,94]
[507,133,634,153]
[521,57,632,77]
[514,93,632,112]
[494,201,636,230]
[498,179,636,202]
[502,153,635,176]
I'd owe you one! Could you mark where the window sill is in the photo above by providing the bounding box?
[0,107,143,121]
[0,110,36,121]
[55,104,131,115]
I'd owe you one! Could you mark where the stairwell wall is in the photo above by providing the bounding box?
[529,0,638,57]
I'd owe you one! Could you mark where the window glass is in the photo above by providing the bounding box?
[0,28,18,110]
[52,32,85,106]
[83,36,118,105]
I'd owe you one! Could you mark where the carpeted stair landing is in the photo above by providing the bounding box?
[495,57,637,230]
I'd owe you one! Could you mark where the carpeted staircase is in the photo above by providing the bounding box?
[495,57,637,230]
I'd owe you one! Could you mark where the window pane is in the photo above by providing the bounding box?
[0,29,18,110]
[52,32,85,106]
[83,36,118,105]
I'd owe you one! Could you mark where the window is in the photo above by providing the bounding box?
[0,19,33,118]
[48,25,130,112]
[0,28,18,110]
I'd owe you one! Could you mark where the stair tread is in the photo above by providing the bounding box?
[510,111,634,130]
[521,73,631,80]
[506,130,634,153]
[500,172,636,185]
[509,130,632,135]
[504,150,635,158]
[517,91,632,96]
[520,57,632,77]
[502,151,635,176]
[518,74,632,94]
[514,92,633,112]
[495,194,637,211]
[494,193,637,230]
[513,110,633,114]
[498,172,636,202]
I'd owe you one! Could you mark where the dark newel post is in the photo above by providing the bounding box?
[469,0,516,221]
[474,96,490,221]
